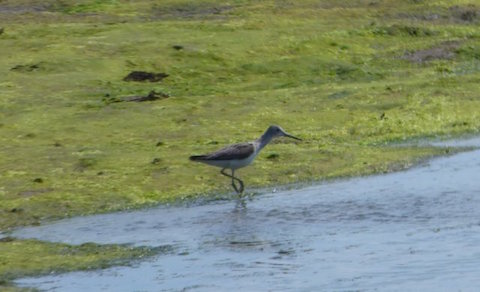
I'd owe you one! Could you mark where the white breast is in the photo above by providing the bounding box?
[228,151,258,169]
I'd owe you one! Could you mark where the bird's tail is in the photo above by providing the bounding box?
[189,155,207,161]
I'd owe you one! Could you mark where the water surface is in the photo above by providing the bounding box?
[10,137,480,291]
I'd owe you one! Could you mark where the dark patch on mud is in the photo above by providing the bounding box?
[10,64,41,72]
[123,71,168,82]
[103,90,169,104]
[124,91,169,102]
[33,178,43,183]
[266,153,280,160]
[152,3,233,20]
[396,5,479,24]
[402,41,462,63]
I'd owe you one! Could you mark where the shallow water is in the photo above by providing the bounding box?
[10,137,480,291]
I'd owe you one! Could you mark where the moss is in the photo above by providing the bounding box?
[0,237,162,286]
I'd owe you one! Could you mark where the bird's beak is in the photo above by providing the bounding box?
[284,132,302,141]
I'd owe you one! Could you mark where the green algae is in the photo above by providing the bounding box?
[0,237,163,289]
[1,0,480,285]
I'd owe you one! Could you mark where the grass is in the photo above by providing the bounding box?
[1,0,480,285]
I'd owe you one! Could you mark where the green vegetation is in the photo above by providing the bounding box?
[1,0,480,285]
[0,237,162,289]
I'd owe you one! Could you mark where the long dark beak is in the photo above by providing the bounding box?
[284,132,302,141]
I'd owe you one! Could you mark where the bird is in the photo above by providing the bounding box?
[189,125,301,193]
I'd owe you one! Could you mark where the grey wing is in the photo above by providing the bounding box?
[204,143,254,160]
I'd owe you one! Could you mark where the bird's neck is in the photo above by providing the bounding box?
[255,132,274,152]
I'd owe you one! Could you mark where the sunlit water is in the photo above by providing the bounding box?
[8,137,480,291]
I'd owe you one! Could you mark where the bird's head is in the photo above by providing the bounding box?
[266,125,302,141]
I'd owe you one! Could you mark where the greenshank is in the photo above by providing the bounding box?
[189,125,301,193]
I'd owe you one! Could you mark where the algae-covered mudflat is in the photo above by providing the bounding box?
[1,0,480,288]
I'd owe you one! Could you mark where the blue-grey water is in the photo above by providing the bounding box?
[9,137,480,291]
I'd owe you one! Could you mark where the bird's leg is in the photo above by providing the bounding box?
[232,178,240,194]
[220,168,231,178]
[221,168,240,193]
[236,179,244,194]
[231,169,244,194]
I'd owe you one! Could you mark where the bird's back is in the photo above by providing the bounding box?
[190,142,255,161]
